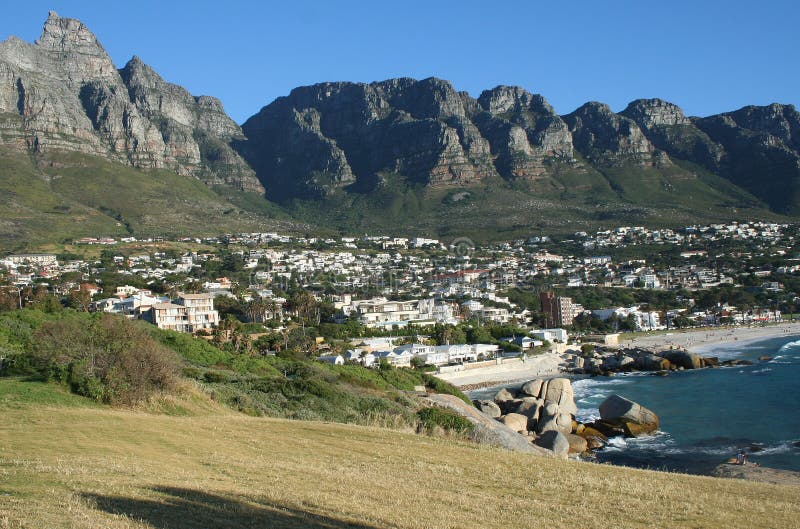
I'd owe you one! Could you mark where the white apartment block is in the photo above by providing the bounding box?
[144,293,219,333]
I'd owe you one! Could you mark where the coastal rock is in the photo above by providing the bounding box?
[423,394,553,456]
[543,402,560,418]
[618,356,635,369]
[501,413,529,433]
[536,412,572,436]
[473,400,501,419]
[514,397,543,421]
[533,430,570,458]
[578,426,609,450]
[599,395,659,438]
[494,388,516,404]
[660,350,702,369]
[702,356,719,367]
[542,378,578,416]
[635,354,671,371]
[520,379,544,398]
[565,433,589,454]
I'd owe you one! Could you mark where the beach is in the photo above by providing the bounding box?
[436,321,800,389]
[622,321,800,354]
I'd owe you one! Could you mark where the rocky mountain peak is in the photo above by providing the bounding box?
[36,11,107,55]
[621,98,690,130]
[477,86,555,117]
[31,11,116,81]
[565,102,657,166]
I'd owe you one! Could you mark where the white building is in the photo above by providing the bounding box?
[341,297,435,329]
[143,293,219,333]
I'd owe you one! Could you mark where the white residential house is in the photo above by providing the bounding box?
[143,293,219,333]
[344,349,376,368]
[373,350,413,367]
[341,297,435,329]
[530,328,569,343]
[317,355,345,365]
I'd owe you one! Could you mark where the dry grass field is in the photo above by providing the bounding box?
[0,379,798,529]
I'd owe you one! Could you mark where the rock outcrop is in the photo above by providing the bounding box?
[598,394,659,438]
[3,12,800,227]
[564,102,663,167]
[0,12,263,193]
[423,394,553,456]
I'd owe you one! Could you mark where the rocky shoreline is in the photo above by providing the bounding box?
[427,377,659,459]
[430,375,798,485]
[564,345,758,377]
[711,462,800,487]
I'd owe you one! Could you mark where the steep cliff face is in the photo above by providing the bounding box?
[240,78,498,200]
[693,104,800,214]
[621,99,724,172]
[472,86,575,180]
[0,12,262,193]
[563,102,665,167]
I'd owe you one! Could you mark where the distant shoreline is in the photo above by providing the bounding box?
[437,322,800,390]
[622,322,800,355]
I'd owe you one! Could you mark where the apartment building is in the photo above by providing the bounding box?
[144,293,219,333]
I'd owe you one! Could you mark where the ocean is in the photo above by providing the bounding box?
[468,333,800,475]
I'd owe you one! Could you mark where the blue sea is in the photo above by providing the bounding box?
[468,333,800,475]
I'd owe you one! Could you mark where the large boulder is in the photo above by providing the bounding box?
[423,394,553,456]
[636,354,671,371]
[514,397,543,420]
[542,378,578,416]
[599,394,659,437]
[501,413,529,433]
[520,379,544,397]
[534,430,569,458]
[494,388,516,403]
[536,412,572,435]
[660,350,702,370]
[473,400,502,418]
[618,356,635,369]
[565,433,588,454]
[543,402,560,418]
[577,425,609,450]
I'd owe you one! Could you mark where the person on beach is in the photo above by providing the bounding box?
[736,450,747,465]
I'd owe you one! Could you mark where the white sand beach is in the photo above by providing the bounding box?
[437,321,800,389]
[622,321,800,354]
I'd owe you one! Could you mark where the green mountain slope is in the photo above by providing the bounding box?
[0,147,289,250]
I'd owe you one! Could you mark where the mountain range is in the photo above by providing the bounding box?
[1,12,798,247]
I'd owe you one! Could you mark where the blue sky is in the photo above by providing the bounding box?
[3,1,798,124]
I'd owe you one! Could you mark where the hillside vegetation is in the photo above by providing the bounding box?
[0,379,798,529]
[0,308,467,430]
[0,148,293,251]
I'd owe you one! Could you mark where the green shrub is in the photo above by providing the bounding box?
[416,407,472,434]
[421,374,471,404]
[203,370,234,384]
[31,314,179,405]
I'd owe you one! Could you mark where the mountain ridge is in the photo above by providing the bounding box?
[0,12,798,247]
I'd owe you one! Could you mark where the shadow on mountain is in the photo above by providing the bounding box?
[83,486,378,529]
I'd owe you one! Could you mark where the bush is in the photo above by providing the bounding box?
[31,314,179,405]
[421,374,471,404]
[416,407,472,434]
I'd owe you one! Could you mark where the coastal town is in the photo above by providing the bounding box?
[1,220,797,378]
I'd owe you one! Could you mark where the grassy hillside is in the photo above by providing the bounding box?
[0,148,295,251]
[282,165,785,241]
[0,378,798,529]
[0,142,793,250]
